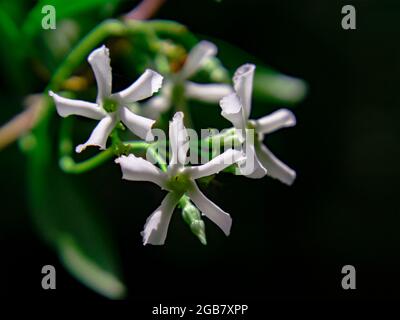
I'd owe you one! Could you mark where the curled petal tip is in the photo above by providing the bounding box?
[279,108,297,127]
[198,40,218,56]
[88,45,109,62]
[147,69,163,93]
[114,155,128,164]
[173,111,184,120]
[221,216,232,236]
[75,144,85,153]
[219,93,242,114]
[255,108,297,134]
[285,170,297,186]
[75,143,105,154]
[234,63,256,81]
[115,70,163,103]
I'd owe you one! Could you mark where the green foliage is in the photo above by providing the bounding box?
[0,0,122,93]
[22,0,121,38]
[24,20,129,299]
[210,38,308,106]
[25,96,126,298]
[27,145,125,298]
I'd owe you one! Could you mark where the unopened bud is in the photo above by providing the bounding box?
[182,200,207,245]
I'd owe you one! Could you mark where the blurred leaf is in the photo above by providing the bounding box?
[0,7,20,43]
[27,146,126,299]
[205,36,308,106]
[253,66,308,106]
[0,1,30,21]
[59,235,125,299]
[0,4,26,91]
[22,0,121,39]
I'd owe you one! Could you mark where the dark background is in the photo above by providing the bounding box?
[1,0,400,304]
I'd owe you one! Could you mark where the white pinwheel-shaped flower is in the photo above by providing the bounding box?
[49,45,163,153]
[220,64,296,185]
[115,112,244,245]
[141,41,232,119]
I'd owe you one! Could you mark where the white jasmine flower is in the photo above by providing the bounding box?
[141,41,232,119]
[115,112,244,245]
[49,45,163,153]
[220,64,296,185]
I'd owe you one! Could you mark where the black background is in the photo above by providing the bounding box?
[2,0,400,305]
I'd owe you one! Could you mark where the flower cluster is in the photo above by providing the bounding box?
[50,41,297,245]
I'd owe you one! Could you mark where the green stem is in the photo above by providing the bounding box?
[59,141,150,174]
[60,148,115,174]
[124,141,151,153]
[204,127,236,145]
[146,144,168,172]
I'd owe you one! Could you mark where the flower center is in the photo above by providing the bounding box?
[167,171,191,193]
[103,97,118,113]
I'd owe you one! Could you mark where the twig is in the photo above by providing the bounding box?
[124,0,166,20]
[0,95,44,150]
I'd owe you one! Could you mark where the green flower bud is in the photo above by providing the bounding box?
[181,200,207,245]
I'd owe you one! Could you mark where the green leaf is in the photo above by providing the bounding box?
[58,235,125,299]
[27,147,126,299]
[253,65,308,106]
[204,36,308,106]
[24,19,140,299]
[0,5,26,91]
[22,0,121,39]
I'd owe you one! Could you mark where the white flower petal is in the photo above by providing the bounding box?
[233,63,255,120]
[141,95,170,119]
[141,192,180,245]
[187,182,232,236]
[75,114,116,153]
[185,82,233,103]
[115,154,168,188]
[49,91,106,120]
[239,141,267,179]
[87,45,112,103]
[169,112,189,168]
[180,41,217,79]
[253,108,296,134]
[140,81,172,119]
[114,69,163,103]
[185,149,244,180]
[119,106,155,141]
[219,93,247,141]
[255,143,296,185]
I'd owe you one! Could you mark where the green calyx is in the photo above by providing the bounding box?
[112,142,132,156]
[166,171,192,194]
[103,97,119,113]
